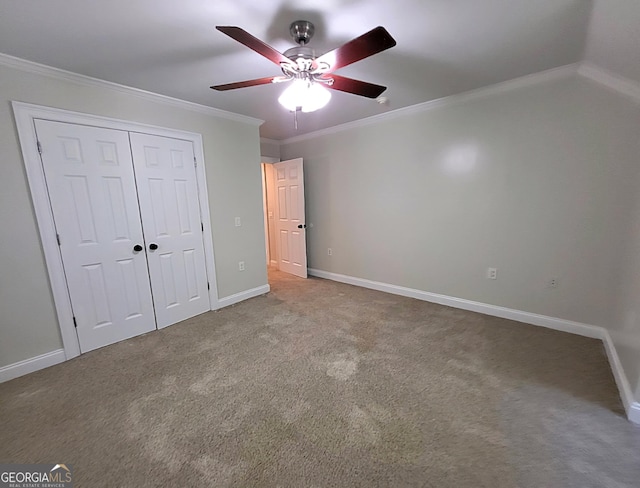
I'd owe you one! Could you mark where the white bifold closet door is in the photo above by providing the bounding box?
[35,120,210,353]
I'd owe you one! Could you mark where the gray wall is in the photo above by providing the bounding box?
[585,0,640,83]
[281,74,640,400]
[0,62,267,367]
[260,139,281,160]
[587,0,640,399]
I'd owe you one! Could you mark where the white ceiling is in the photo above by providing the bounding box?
[0,0,634,141]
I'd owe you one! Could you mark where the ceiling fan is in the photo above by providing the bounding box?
[211,20,397,113]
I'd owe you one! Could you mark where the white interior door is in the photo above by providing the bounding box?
[130,133,211,328]
[274,158,307,278]
[35,120,156,352]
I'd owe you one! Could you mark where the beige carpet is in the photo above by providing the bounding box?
[1,269,639,487]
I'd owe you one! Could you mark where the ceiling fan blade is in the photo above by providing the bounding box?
[211,76,279,91]
[315,26,396,72]
[216,26,292,67]
[325,75,387,99]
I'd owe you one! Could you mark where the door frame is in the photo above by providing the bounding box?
[13,101,220,360]
[261,157,279,268]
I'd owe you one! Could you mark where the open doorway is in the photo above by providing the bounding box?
[262,157,308,282]
[261,158,279,271]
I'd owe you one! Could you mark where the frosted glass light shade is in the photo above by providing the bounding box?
[278,80,331,112]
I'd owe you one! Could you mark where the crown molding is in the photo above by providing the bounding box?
[281,63,579,145]
[0,53,263,126]
[577,62,640,104]
[260,137,282,146]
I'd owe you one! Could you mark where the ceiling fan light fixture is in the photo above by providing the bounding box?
[278,80,331,113]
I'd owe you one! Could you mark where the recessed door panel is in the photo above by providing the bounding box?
[103,176,131,242]
[171,149,185,169]
[290,185,300,221]
[117,258,143,319]
[60,137,83,163]
[291,231,302,266]
[98,141,119,166]
[175,180,192,234]
[35,119,156,353]
[183,249,199,300]
[67,175,98,244]
[83,263,112,328]
[159,252,179,308]
[130,132,210,328]
[280,230,290,263]
[277,186,288,220]
[144,146,161,167]
[148,178,170,237]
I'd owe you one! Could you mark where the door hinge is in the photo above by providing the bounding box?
[207,282,210,290]
[37,141,42,155]
[56,234,61,246]
[72,316,77,328]
[194,156,197,167]
[201,222,204,232]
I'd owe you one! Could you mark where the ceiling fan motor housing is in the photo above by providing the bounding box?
[283,46,315,61]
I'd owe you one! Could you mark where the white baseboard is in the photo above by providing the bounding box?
[0,285,271,383]
[601,331,640,425]
[217,284,270,308]
[308,268,640,424]
[309,269,605,338]
[0,349,66,383]
[629,403,640,425]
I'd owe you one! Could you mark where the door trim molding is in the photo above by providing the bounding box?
[12,101,220,360]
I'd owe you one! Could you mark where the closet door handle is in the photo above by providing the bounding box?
[149,243,158,251]
[133,244,143,252]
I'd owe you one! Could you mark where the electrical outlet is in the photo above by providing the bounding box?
[238,261,245,271]
[487,267,497,280]
[548,277,558,288]
[327,248,332,256]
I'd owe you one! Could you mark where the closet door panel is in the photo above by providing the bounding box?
[35,120,156,352]
[130,133,210,328]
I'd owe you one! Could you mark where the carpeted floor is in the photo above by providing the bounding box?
[1,269,639,487]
